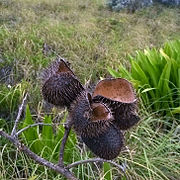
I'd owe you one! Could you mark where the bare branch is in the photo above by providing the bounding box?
[58,120,72,167]
[11,93,28,137]
[67,158,127,177]
[0,130,77,180]
[16,123,52,136]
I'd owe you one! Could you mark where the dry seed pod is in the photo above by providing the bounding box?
[114,110,140,130]
[70,92,124,160]
[92,78,140,130]
[70,92,113,137]
[70,92,92,134]
[81,124,124,160]
[92,78,136,107]
[41,58,84,108]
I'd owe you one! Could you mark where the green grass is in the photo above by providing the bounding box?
[0,0,180,179]
[1,110,179,180]
[108,40,180,116]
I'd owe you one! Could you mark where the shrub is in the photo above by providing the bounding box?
[108,40,180,116]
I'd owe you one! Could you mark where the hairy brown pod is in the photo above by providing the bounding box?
[70,92,113,137]
[70,92,124,160]
[81,124,124,160]
[41,58,84,108]
[92,78,140,130]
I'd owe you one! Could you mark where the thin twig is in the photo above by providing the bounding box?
[16,123,52,136]
[67,158,124,170]
[11,93,28,137]
[67,158,128,178]
[0,130,77,180]
[58,121,72,166]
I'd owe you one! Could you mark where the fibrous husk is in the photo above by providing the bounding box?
[70,92,113,138]
[41,58,74,82]
[114,108,140,130]
[81,124,124,160]
[41,58,84,108]
[92,78,140,130]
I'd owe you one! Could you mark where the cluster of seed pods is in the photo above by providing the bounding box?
[41,58,140,160]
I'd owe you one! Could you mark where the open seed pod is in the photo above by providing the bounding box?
[70,92,113,137]
[41,58,84,108]
[92,78,140,130]
[81,124,124,160]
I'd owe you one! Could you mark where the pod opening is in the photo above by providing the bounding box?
[93,78,136,103]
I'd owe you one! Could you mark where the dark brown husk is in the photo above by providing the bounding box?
[70,91,92,134]
[93,94,140,130]
[41,58,84,108]
[41,58,74,83]
[70,92,113,137]
[42,73,84,108]
[81,124,124,160]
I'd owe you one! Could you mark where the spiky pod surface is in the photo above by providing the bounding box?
[70,92,92,134]
[81,124,124,160]
[92,78,140,130]
[93,96,139,130]
[41,58,74,82]
[114,110,140,130]
[41,58,84,108]
[70,92,113,137]
[42,73,84,108]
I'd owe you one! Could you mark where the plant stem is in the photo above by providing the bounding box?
[58,122,72,166]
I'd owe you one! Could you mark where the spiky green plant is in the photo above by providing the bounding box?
[108,40,180,116]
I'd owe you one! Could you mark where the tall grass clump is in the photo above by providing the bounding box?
[116,112,180,180]
[21,105,77,164]
[108,40,180,116]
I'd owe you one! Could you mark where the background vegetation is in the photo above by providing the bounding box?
[0,0,180,179]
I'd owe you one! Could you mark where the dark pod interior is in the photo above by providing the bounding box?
[41,59,84,108]
[81,124,124,160]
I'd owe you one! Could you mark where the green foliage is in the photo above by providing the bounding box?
[1,113,179,179]
[0,82,28,118]
[108,40,180,115]
[103,162,113,179]
[22,105,77,164]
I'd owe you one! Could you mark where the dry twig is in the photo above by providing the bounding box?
[0,130,77,180]
[16,123,52,136]
[58,120,72,167]
[11,93,28,137]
